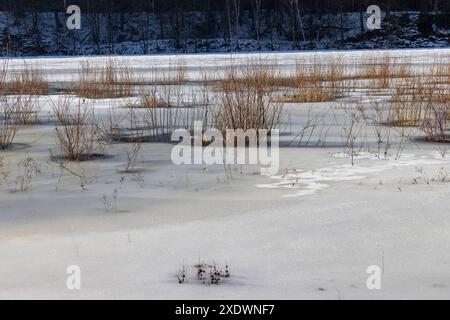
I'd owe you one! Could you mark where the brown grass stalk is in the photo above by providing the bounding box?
[73,59,135,99]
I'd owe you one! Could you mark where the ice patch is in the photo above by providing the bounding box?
[331,151,381,160]
[257,153,450,197]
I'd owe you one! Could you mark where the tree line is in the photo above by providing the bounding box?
[0,0,447,13]
[0,0,447,56]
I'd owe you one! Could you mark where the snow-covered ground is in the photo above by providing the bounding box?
[1,49,450,299]
[3,47,450,82]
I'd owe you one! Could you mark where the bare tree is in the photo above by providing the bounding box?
[233,0,241,45]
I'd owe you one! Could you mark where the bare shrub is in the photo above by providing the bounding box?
[1,93,40,127]
[367,100,392,158]
[342,102,369,165]
[419,80,449,142]
[213,64,282,135]
[387,78,433,127]
[0,61,17,149]
[108,84,209,143]
[100,105,129,143]
[288,105,336,147]
[13,95,40,125]
[0,97,20,150]
[423,101,449,143]
[52,97,104,160]
[73,59,134,99]
[140,102,208,143]
[0,155,7,185]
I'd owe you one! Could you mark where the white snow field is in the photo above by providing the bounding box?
[1,49,450,299]
[5,48,450,82]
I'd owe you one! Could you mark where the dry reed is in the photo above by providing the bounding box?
[73,59,135,99]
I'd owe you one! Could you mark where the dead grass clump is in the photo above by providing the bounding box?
[214,64,282,134]
[282,57,346,103]
[360,54,392,76]
[6,63,49,96]
[0,59,7,88]
[107,85,209,143]
[178,262,230,285]
[219,60,282,92]
[13,95,40,125]
[387,78,433,127]
[0,61,40,125]
[135,103,208,143]
[0,60,48,96]
[138,87,167,109]
[422,88,450,143]
[360,54,412,90]
[282,79,342,103]
[173,60,188,84]
[0,60,19,150]
[73,59,135,99]
[0,97,20,150]
[52,97,104,161]
[428,63,450,79]
[423,104,449,143]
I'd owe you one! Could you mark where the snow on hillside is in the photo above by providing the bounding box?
[0,11,448,56]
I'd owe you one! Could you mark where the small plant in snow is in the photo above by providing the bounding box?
[413,166,430,185]
[209,264,222,285]
[15,156,41,192]
[177,266,187,284]
[178,262,230,285]
[124,142,142,173]
[51,150,90,191]
[196,265,206,281]
[438,146,448,159]
[123,143,145,187]
[412,167,448,185]
[433,167,448,183]
[101,188,119,212]
[0,156,8,185]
